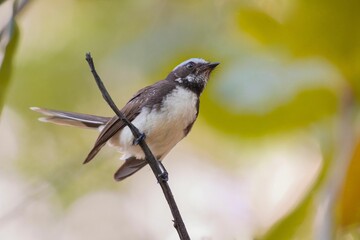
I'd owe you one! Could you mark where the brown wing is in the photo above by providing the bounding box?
[83,80,176,164]
[83,90,147,164]
[83,116,125,163]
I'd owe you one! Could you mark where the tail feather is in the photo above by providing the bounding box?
[31,107,110,129]
[32,107,148,181]
[114,157,148,181]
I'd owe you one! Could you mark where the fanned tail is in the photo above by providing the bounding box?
[31,107,110,129]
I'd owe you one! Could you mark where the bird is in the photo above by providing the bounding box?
[31,58,219,181]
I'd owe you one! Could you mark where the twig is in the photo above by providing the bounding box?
[85,53,190,240]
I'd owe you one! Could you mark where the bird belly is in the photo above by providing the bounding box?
[109,87,198,160]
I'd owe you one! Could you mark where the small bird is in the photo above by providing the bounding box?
[32,58,219,181]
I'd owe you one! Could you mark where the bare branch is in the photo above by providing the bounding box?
[85,53,190,240]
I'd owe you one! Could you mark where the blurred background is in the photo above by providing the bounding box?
[0,0,359,239]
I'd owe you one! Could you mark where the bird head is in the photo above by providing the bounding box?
[168,58,219,95]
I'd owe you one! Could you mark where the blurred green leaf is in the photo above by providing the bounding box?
[0,27,19,112]
[202,87,337,138]
[238,0,360,96]
[0,0,28,113]
[337,140,360,228]
[238,0,360,238]
[0,24,19,113]
[238,8,281,45]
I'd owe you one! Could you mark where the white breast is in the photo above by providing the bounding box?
[110,86,198,160]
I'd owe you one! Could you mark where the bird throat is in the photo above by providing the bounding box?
[176,78,205,96]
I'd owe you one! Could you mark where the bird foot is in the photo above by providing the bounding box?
[157,161,168,182]
[133,133,146,145]
[158,172,168,182]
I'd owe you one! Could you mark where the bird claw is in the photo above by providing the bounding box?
[158,171,169,182]
[157,161,168,182]
[133,133,146,145]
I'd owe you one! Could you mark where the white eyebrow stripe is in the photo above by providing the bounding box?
[173,58,207,71]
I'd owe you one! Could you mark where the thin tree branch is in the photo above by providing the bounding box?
[85,52,190,240]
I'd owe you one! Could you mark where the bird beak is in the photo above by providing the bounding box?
[198,62,220,73]
[208,62,220,70]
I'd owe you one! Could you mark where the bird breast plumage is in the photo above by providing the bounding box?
[108,86,199,160]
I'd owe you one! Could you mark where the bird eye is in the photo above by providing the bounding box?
[186,62,195,70]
